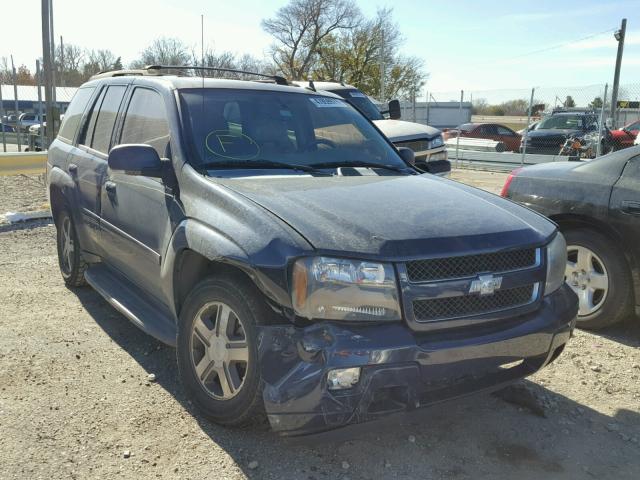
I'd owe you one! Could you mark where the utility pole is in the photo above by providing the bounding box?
[41,0,55,148]
[379,26,385,103]
[610,18,626,128]
[59,35,65,88]
[10,55,21,151]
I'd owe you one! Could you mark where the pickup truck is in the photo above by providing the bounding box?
[46,66,577,435]
[294,81,450,176]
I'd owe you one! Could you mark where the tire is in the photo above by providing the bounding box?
[176,275,266,426]
[562,228,632,329]
[55,209,88,287]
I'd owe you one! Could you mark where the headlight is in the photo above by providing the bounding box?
[429,135,444,149]
[291,257,401,321]
[545,232,567,295]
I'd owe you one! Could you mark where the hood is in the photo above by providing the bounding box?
[373,119,441,143]
[221,174,555,258]
[526,128,581,139]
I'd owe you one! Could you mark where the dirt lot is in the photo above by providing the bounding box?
[1,170,639,480]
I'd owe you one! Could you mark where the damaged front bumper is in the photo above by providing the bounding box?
[258,284,577,435]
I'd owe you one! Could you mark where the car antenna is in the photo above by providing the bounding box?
[308,79,316,92]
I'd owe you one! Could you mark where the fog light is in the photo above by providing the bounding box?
[327,367,361,390]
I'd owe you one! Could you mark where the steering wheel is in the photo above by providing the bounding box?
[305,138,337,151]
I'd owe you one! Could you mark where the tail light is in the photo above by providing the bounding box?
[500,167,522,197]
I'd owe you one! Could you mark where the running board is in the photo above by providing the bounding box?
[85,265,177,346]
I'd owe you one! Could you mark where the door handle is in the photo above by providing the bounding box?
[105,181,117,194]
[68,163,78,177]
[621,200,640,215]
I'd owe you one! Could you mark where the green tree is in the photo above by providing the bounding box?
[589,96,603,109]
[312,8,426,100]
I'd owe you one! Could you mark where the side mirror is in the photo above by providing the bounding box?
[397,147,415,166]
[388,99,401,120]
[108,144,163,177]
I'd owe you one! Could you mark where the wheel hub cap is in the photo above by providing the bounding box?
[189,301,249,400]
[565,245,609,317]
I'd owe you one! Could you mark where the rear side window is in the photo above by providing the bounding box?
[58,87,95,141]
[91,86,126,153]
[119,88,171,158]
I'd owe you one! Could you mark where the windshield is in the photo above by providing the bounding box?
[329,89,384,121]
[536,115,585,130]
[179,89,404,171]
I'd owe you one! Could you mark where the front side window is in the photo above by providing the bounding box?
[58,87,95,141]
[119,88,171,158]
[179,89,404,171]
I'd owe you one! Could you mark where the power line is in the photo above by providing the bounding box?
[503,28,616,61]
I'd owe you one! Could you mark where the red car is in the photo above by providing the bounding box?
[610,120,640,150]
[443,123,522,152]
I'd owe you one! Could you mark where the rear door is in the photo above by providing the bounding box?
[99,86,179,301]
[496,125,520,151]
[72,84,128,254]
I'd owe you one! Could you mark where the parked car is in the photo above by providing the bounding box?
[17,112,46,132]
[0,123,15,133]
[47,67,577,435]
[520,110,612,156]
[444,123,522,152]
[610,120,640,150]
[517,121,539,136]
[501,146,640,329]
[294,81,450,176]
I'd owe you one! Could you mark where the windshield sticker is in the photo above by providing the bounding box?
[349,91,367,98]
[309,97,348,108]
[205,130,260,160]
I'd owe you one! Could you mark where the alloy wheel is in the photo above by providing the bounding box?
[60,215,75,274]
[565,245,609,316]
[189,301,249,400]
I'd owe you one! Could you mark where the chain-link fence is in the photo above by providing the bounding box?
[0,81,76,153]
[398,83,640,168]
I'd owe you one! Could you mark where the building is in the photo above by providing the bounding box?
[0,85,78,115]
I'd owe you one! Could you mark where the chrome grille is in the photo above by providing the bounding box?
[412,284,536,322]
[406,248,537,283]
[395,139,430,152]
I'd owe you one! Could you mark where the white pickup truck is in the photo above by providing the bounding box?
[294,81,450,176]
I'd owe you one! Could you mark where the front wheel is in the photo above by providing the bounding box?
[176,276,266,426]
[563,228,632,329]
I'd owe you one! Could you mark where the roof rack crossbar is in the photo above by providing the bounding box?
[145,65,288,85]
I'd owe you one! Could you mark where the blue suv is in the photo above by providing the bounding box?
[46,66,578,435]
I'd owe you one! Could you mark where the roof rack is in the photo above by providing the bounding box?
[91,65,289,85]
[147,65,288,85]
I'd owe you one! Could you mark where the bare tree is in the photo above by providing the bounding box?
[131,37,191,68]
[262,0,360,79]
[313,8,426,100]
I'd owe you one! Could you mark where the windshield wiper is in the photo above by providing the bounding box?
[198,160,328,174]
[309,161,412,173]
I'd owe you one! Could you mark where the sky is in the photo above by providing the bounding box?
[2,0,639,101]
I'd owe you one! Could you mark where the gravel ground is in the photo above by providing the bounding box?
[1,172,639,480]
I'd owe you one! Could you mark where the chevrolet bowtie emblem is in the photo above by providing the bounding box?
[469,274,503,295]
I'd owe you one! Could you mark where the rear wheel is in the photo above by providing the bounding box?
[176,276,265,426]
[55,209,87,287]
[563,228,632,329]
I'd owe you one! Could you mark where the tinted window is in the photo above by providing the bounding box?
[58,87,94,141]
[81,88,106,149]
[537,115,583,130]
[497,126,514,135]
[329,89,384,121]
[120,88,170,158]
[179,89,405,170]
[458,123,475,132]
[91,86,126,153]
